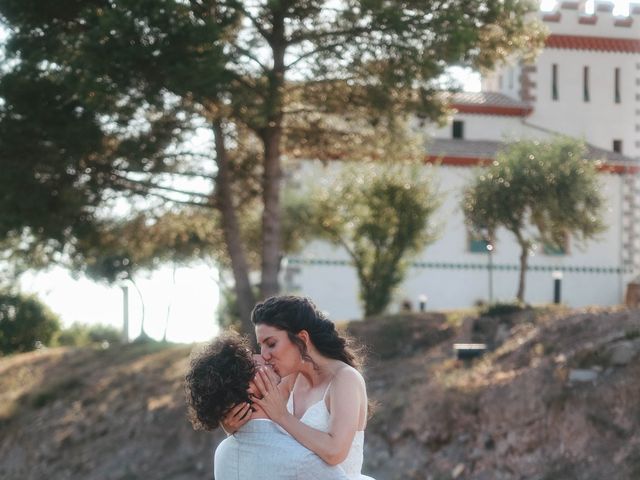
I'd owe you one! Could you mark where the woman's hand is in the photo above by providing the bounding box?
[220,401,252,435]
[251,367,289,424]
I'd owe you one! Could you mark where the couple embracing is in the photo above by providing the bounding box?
[186,295,375,480]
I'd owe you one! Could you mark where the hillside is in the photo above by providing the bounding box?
[1,307,640,479]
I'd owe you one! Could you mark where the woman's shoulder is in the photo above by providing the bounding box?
[331,362,365,387]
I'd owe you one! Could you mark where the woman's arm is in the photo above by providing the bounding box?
[253,366,364,465]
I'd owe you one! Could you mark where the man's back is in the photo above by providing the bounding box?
[214,420,347,480]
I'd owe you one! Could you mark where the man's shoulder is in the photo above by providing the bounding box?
[214,434,240,479]
[230,421,348,479]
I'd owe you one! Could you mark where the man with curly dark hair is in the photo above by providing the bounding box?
[185,333,348,480]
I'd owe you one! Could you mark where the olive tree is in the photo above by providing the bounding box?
[462,137,606,302]
[293,161,439,317]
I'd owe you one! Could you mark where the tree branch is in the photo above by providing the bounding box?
[112,173,214,203]
[230,43,270,72]
[237,4,271,42]
[286,40,348,69]
[116,185,215,209]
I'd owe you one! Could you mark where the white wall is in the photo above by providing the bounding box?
[528,49,638,157]
[428,114,556,142]
[284,161,626,320]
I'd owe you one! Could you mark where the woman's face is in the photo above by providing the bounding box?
[255,324,303,377]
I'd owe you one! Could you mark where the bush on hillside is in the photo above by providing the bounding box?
[480,301,528,317]
[55,323,123,347]
[0,292,61,354]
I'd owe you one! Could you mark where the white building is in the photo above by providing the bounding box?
[284,1,640,320]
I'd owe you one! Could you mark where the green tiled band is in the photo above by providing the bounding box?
[286,258,630,274]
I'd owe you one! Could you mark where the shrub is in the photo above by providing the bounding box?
[480,301,527,317]
[55,323,122,347]
[0,292,61,354]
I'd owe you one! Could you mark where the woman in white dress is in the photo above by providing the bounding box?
[249,295,374,480]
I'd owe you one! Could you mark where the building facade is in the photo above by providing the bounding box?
[284,2,640,320]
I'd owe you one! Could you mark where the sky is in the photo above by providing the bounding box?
[11,0,633,343]
[20,264,220,344]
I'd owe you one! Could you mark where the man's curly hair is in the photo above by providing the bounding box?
[185,333,256,431]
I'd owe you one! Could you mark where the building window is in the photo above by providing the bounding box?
[452,120,464,139]
[615,68,621,103]
[509,68,514,89]
[468,232,492,254]
[613,139,623,153]
[543,233,569,256]
[543,242,567,256]
[498,75,503,90]
[552,64,558,100]
[583,66,589,102]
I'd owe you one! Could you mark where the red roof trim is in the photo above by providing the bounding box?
[543,11,562,22]
[546,34,640,53]
[450,104,533,117]
[424,155,493,167]
[596,2,614,12]
[578,15,598,25]
[614,17,633,27]
[560,1,580,9]
[424,155,639,174]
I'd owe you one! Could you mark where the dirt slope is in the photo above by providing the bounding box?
[1,307,639,480]
[358,307,640,480]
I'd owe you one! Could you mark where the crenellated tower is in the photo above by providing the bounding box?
[483,1,640,274]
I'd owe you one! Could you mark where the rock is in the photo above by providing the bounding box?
[607,341,639,366]
[470,447,484,460]
[452,463,465,478]
[568,369,598,383]
[496,324,511,344]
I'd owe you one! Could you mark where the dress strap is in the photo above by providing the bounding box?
[286,390,294,414]
[322,381,333,401]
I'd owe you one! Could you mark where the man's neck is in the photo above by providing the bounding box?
[250,407,269,420]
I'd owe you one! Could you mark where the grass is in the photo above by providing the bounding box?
[442,307,479,327]
[25,375,85,409]
[625,328,640,341]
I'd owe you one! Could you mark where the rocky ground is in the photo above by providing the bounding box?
[1,306,640,479]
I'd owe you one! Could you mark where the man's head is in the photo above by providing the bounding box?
[185,333,256,431]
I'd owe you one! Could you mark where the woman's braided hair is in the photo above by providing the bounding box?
[251,295,362,371]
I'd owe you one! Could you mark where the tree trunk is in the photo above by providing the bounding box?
[516,241,529,302]
[260,125,283,299]
[259,32,286,300]
[213,120,256,338]
[130,277,149,340]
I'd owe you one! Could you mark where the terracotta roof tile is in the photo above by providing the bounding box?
[426,138,636,167]
[546,34,640,53]
[443,92,533,117]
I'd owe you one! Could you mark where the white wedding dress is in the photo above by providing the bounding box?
[286,389,375,480]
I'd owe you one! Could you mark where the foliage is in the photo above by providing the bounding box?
[54,323,123,347]
[216,287,243,332]
[0,292,61,354]
[480,301,527,317]
[292,160,439,317]
[0,0,545,332]
[75,210,225,283]
[462,137,606,301]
